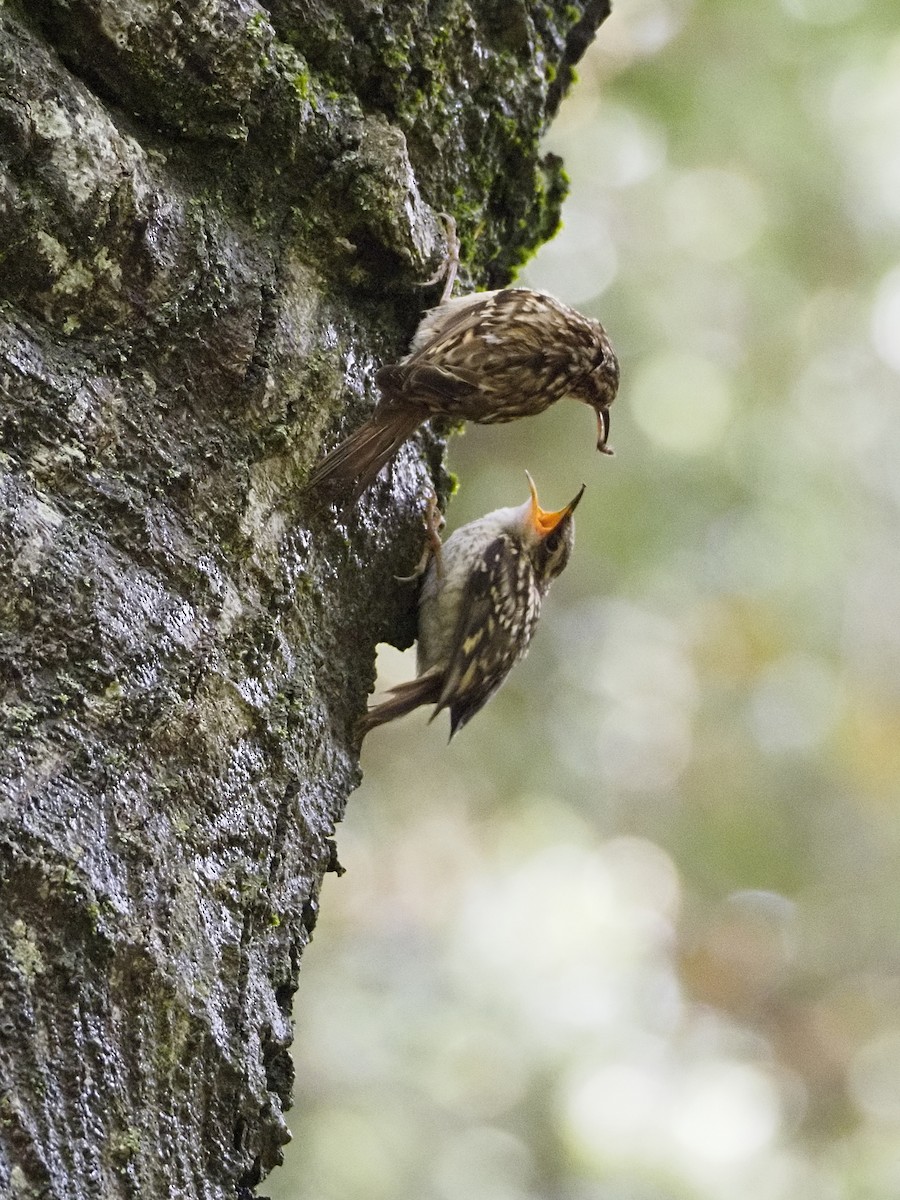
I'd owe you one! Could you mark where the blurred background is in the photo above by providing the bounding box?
[272,1,900,1197]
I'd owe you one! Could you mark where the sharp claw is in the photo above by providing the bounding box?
[419,213,460,304]
[423,487,445,579]
[396,488,445,581]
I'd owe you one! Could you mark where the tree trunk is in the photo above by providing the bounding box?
[0,2,611,1195]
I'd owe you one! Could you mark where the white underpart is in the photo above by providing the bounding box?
[416,500,533,675]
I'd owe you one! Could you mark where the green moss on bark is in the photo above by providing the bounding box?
[0,1,611,1196]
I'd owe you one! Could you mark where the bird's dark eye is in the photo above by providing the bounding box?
[545,528,564,554]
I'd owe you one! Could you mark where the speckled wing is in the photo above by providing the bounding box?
[415,290,564,414]
[433,533,543,738]
[377,289,608,423]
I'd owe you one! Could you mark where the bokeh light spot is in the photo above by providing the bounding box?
[630,353,734,454]
[870,266,900,373]
[564,1062,669,1157]
[665,167,767,262]
[670,1062,781,1163]
[780,0,865,26]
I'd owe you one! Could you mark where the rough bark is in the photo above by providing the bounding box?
[0,1,611,1196]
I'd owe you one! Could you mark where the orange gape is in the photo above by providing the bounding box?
[359,473,584,741]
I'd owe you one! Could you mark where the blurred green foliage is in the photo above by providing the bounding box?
[272,2,900,1197]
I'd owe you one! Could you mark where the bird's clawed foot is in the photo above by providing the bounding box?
[395,488,446,582]
[420,213,460,304]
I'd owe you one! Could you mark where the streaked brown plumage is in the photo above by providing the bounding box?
[360,473,584,738]
[307,288,619,499]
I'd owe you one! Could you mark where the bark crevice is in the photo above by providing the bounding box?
[0,2,612,1195]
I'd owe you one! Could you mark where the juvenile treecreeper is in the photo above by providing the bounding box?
[360,473,584,738]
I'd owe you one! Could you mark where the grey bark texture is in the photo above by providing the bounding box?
[0,1,611,1196]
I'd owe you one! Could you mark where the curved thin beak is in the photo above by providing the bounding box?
[597,408,614,455]
[525,470,586,536]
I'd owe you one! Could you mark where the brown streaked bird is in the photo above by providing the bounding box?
[360,473,584,739]
[307,288,619,499]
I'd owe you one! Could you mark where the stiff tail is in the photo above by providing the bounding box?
[306,404,424,500]
[358,671,443,737]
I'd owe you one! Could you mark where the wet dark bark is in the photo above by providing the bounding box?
[0,2,610,1195]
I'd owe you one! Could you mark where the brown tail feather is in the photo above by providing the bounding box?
[358,671,443,737]
[306,404,424,499]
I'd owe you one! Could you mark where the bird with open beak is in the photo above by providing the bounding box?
[360,472,585,738]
